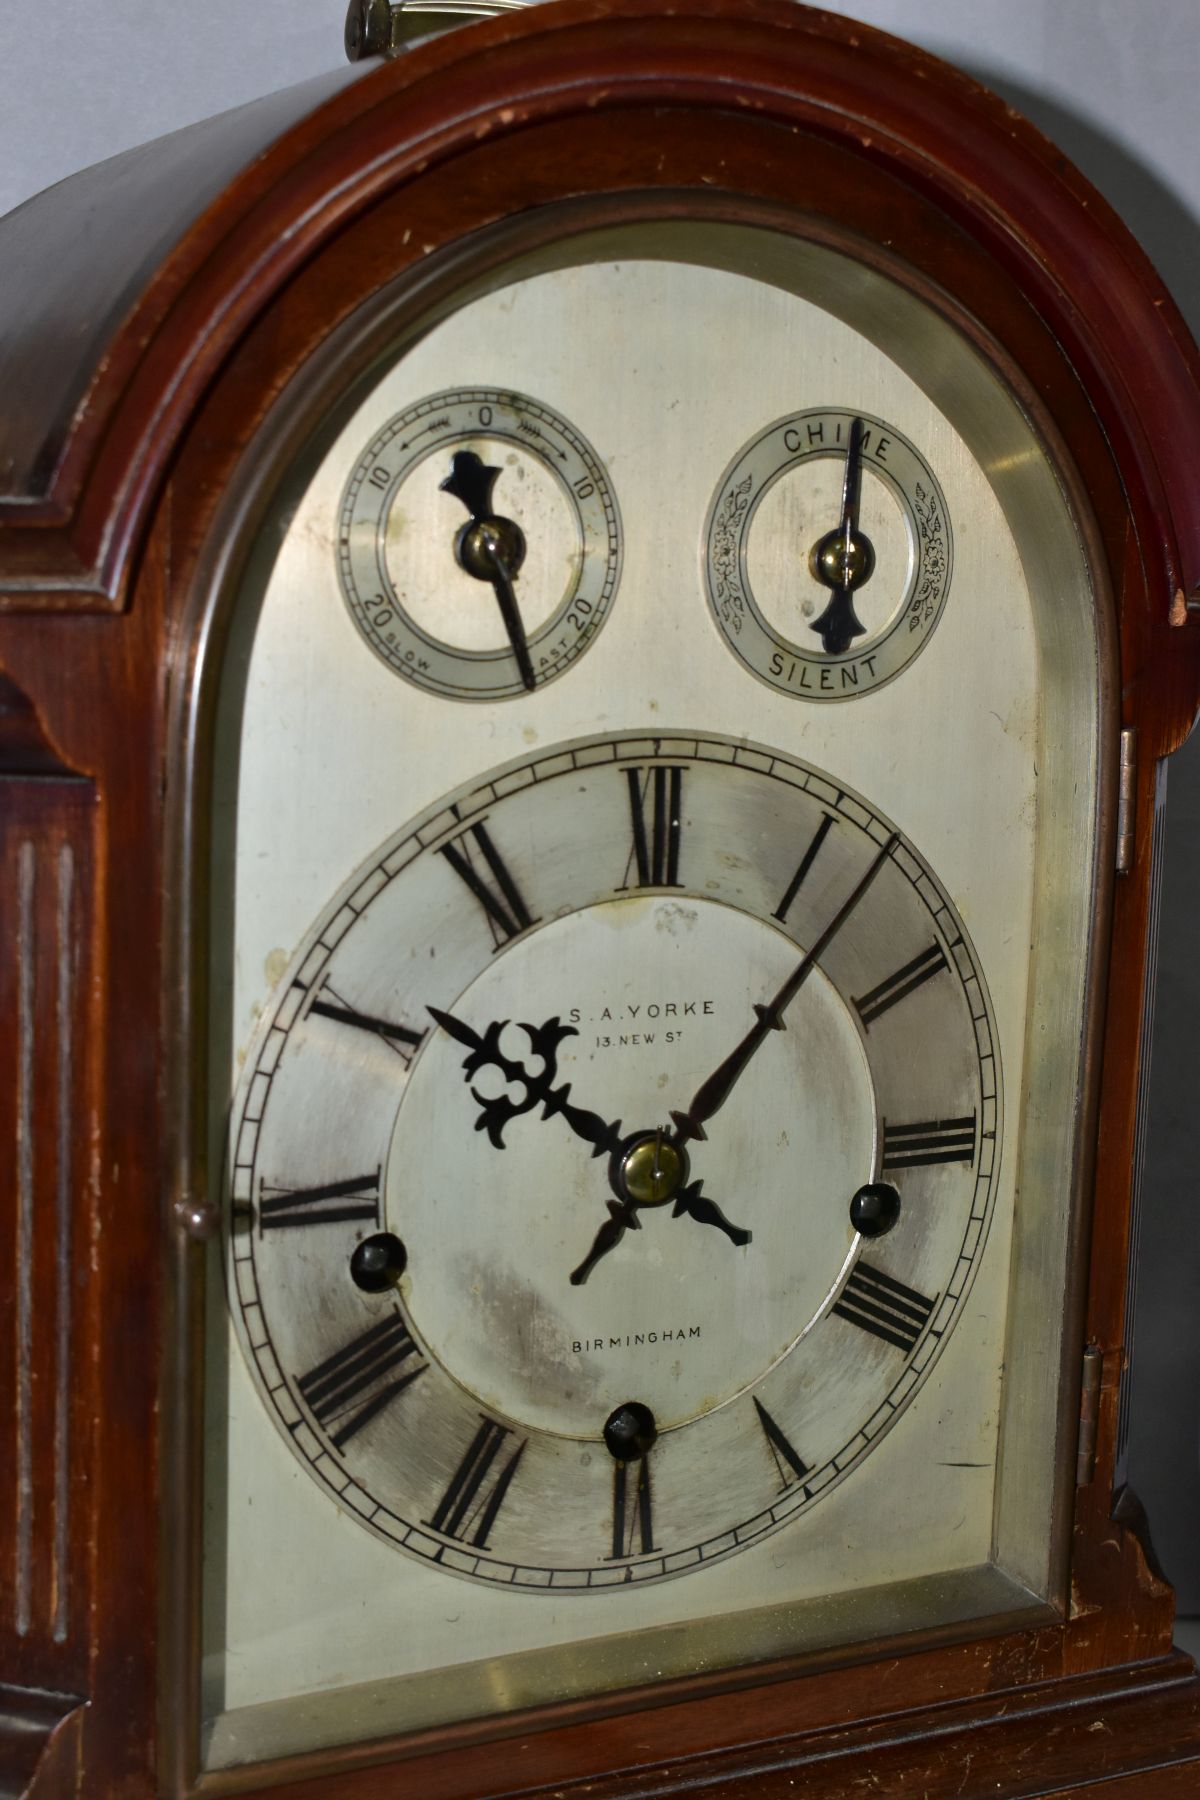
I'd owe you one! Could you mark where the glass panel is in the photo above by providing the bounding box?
[199,221,1103,1770]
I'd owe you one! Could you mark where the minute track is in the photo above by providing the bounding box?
[226,730,1001,1588]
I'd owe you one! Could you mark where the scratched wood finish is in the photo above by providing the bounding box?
[0,583,168,1799]
[0,680,96,1697]
[0,3,1199,1795]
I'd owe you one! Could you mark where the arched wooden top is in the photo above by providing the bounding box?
[1,0,1198,633]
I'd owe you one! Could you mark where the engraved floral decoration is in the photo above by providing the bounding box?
[909,481,948,631]
[710,476,753,634]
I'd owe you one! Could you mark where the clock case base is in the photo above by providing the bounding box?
[183,1488,1199,1795]
[3,2,1200,1795]
[511,1655,1200,1799]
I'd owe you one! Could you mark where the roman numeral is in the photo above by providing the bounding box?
[259,1170,380,1232]
[621,766,684,889]
[853,942,948,1027]
[297,1312,424,1450]
[610,1455,655,1559]
[833,1262,935,1354]
[439,821,537,945]
[306,989,426,1063]
[428,1417,526,1548]
[882,1114,976,1171]
[753,1397,809,1492]
[773,812,835,922]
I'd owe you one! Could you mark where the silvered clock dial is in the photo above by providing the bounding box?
[705,409,953,698]
[8,0,1200,1790]
[337,387,621,698]
[205,221,1097,1762]
[227,734,999,1587]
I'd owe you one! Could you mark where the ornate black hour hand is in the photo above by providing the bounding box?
[428,1007,623,1156]
[540,1082,625,1160]
[671,1180,752,1246]
[441,448,536,691]
[810,415,875,655]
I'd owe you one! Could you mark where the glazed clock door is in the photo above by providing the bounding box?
[199,221,1102,1772]
[8,1,1200,1793]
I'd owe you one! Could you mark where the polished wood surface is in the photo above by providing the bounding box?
[1,2,1199,1793]
[2,0,1200,630]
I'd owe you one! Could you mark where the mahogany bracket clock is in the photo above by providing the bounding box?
[4,2,1200,1793]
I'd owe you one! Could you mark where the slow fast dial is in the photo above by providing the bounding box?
[338,388,621,699]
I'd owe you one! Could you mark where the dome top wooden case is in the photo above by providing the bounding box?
[2,3,1200,1795]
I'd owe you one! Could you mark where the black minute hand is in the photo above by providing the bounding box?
[670,833,897,1149]
[811,415,874,656]
[441,448,537,692]
[480,543,537,694]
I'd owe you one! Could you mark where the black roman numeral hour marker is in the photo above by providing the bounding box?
[882,1115,977,1171]
[833,1262,935,1354]
[297,1312,424,1450]
[259,1170,380,1232]
[611,1455,655,1559]
[773,812,835,922]
[428,1418,526,1548]
[308,992,425,1062]
[621,766,684,889]
[853,942,948,1027]
[439,821,537,945]
[753,1397,809,1492]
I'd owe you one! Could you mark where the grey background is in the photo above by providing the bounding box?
[3,0,1198,1609]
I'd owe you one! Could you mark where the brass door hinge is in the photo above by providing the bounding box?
[1076,1343,1104,1486]
[1116,727,1136,873]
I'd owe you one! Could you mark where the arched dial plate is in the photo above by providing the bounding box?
[225,732,1000,1590]
[337,388,622,700]
[705,410,953,700]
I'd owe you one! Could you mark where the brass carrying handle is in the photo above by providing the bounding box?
[345,0,538,59]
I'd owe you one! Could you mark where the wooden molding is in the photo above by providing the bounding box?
[1,3,1199,1793]
[0,0,1198,630]
[0,1687,85,1800]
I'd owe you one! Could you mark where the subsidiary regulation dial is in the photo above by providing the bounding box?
[337,388,622,700]
[705,409,953,700]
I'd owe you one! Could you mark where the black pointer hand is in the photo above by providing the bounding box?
[570,1199,640,1288]
[428,1006,624,1158]
[672,1181,752,1246]
[480,543,537,694]
[811,415,875,656]
[441,449,537,692]
[670,834,897,1150]
[572,1175,750,1287]
[540,1081,626,1161]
